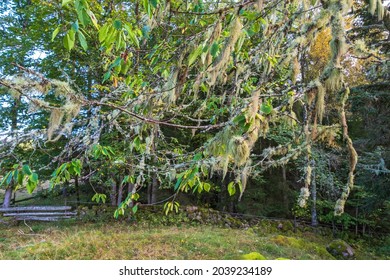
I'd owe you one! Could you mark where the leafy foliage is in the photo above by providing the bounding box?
[0,0,389,235]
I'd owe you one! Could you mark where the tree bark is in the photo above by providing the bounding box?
[282,165,289,213]
[110,177,117,206]
[311,160,318,227]
[117,178,124,206]
[127,183,135,208]
[2,188,13,208]
[75,175,80,206]
[147,174,158,205]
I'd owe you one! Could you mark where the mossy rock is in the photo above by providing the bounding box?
[242,252,267,260]
[275,257,290,260]
[326,239,355,260]
[277,221,294,232]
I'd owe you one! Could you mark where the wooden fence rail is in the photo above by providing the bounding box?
[0,206,77,221]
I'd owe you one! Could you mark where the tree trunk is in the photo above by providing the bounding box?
[75,175,80,206]
[110,178,117,206]
[147,127,159,205]
[117,178,124,206]
[127,183,135,208]
[12,191,16,205]
[151,173,158,204]
[3,97,20,209]
[2,188,13,208]
[62,182,68,206]
[147,174,158,205]
[311,160,318,227]
[282,165,289,214]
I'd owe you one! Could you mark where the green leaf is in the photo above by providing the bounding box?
[68,29,76,41]
[74,165,81,176]
[227,181,236,196]
[174,175,183,191]
[128,30,139,48]
[188,45,203,66]
[92,193,99,202]
[62,0,73,6]
[76,7,90,26]
[132,204,138,214]
[143,0,153,18]
[26,181,36,194]
[13,170,19,181]
[29,172,39,183]
[210,41,219,58]
[78,31,88,51]
[203,182,211,192]
[113,20,122,30]
[142,25,151,38]
[233,114,246,124]
[71,20,79,32]
[0,171,12,187]
[51,26,61,42]
[110,57,122,69]
[131,192,140,200]
[114,209,119,218]
[64,31,75,51]
[193,153,202,161]
[150,0,158,8]
[17,171,24,186]
[64,170,71,181]
[174,202,179,213]
[87,10,98,29]
[106,146,115,155]
[164,201,172,215]
[132,136,141,151]
[102,71,111,83]
[6,172,13,185]
[22,165,32,176]
[260,102,273,115]
[99,23,109,42]
[122,175,129,184]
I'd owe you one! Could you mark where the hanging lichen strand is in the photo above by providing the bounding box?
[298,89,314,208]
[46,80,81,142]
[207,16,243,86]
[320,0,357,215]
[369,0,386,21]
[206,89,264,182]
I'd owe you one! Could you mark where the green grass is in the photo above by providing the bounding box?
[0,197,388,260]
[0,219,386,260]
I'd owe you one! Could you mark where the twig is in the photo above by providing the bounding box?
[11,63,49,84]
[90,101,228,130]
[24,220,33,232]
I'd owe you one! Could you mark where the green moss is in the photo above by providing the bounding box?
[267,234,335,260]
[326,239,355,260]
[271,235,304,248]
[242,252,267,260]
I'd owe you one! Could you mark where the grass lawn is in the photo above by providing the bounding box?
[0,219,386,260]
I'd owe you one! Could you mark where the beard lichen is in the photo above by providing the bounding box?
[314,79,326,123]
[228,136,250,167]
[47,108,65,141]
[207,16,243,86]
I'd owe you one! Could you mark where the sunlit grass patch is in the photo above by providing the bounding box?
[0,222,387,260]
